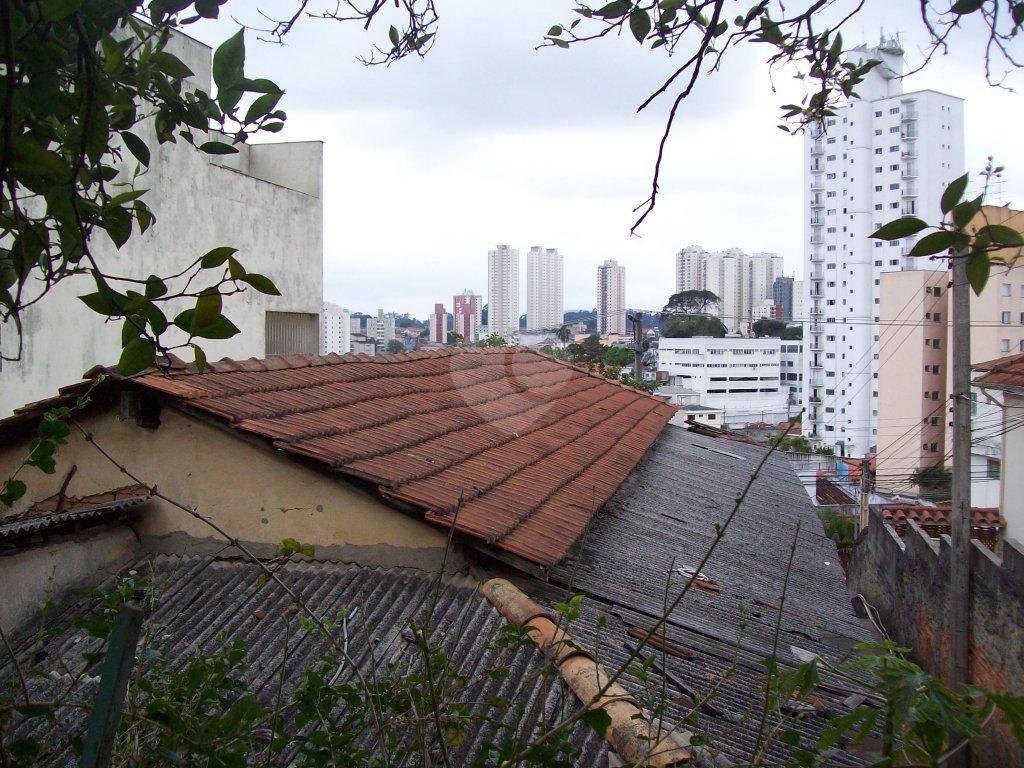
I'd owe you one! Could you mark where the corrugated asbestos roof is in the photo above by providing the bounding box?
[973,352,1024,390]
[4,555,609,767]
[132,348,676,567]
[519,425,879,766]
[0,484,151,542]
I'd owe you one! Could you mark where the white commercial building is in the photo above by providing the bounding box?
[657,336,790,426]
[526,246,564,331]
[802,38,964,455]
[674,247,783,332]
[321,303,351,355]
[597,259,626,335]
[487,245,520,338]
[0,31,323,417]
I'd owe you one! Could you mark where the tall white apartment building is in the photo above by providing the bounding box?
[453,289,483,342]
[320,303,351,355]
[526,246,564,331]
[802,39,964,456]
[792,280,805,323]
[367,309,397,343]
[673,247,782,332]
[597,259,626,334]
[487,245,520,337]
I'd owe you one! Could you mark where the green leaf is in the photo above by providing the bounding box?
[595,0,631,17]
[870,217,929,240]
[108,189,149,206]
[38,0,82,21]
[909,230,959,258]
[389,25,401,46]
[951,199,981,229]
[120,131,151,168]
[581,707,612,735]
[194,291,222,328]
[199,140,239,155]
[547,24,562,36]
[118,336,156,376]
[951,0,984,13]
[240,272,281,296]
[145,275,168,298]
[629,8,651,41]
[201,246,238,268]
[941,173,970,214]
[102,207,132,249]
[191,343,207,372]
[213,28,245,91]
[966,251,990,295]
[12,137,69,183]
[979,224,1024,247]
[151,51,194,79]
[79,291,120,316]
[244,92,283,124]
[1,478,28,506]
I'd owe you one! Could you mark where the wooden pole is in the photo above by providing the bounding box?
[949,252,972,767]
[859,454,871,531]
[632,311,644,380]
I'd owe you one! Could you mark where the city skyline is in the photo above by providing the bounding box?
[184,2,1023,316]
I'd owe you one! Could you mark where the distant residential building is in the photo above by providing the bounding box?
[657,336,789,426]
[875,207,1024,500]
[773,276,795,321]
[453,289,483,342]
[802,41,965,454]
[792,280,805,324]
[597,259,626,335]
[428,303,448,344]
[488,245,520,337]
[321,303,351,355]
[673,247,782,333]
[350,335,376,355]
[526,247,564,331]
[753,299,781,321]
[366,309,397,343]
[0,30,324,417]
[670,404,725,428]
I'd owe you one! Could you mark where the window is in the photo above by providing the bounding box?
[875,129,882,135]
[890,164,899,171]
[874,148,882,155]
[1001,283,1011,296]
[266,312,319,355]
[874,110,882,117]
[890,107,900,115]
[987,459,1001,479]
[1002,311,1011,324]
[874,166,883,173]
[1002,339,1011,353]
[875,185,883,192]
[889,126,900,133]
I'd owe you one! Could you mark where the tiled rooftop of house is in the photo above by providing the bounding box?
[132,348,676,567]
[973,352,1024,389]
[880,502,1005,550]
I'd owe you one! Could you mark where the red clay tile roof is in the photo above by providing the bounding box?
[880,503,1005,530]
[973,353,1024,390]
[134,348,676,567]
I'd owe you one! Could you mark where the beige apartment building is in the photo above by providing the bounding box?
[876,206,1024,499]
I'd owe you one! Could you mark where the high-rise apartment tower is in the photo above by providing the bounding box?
[487,245,520,338]
[526,246,564,331]
[597,259,626,335]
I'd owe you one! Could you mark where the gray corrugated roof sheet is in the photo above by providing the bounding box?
[0,484,151,543]
[527,424,878,766]
[3,555,609,767]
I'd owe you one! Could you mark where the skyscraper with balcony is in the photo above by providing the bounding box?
[488,245,520,338]
[802,39,964,456]
[597,259,626,335]
[526,246,564,331]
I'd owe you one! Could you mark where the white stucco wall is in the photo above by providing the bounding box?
[1001,392,1024,542]
[0,31,323,416]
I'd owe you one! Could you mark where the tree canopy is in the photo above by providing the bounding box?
[662,290,721,316]
[661,314,727,338]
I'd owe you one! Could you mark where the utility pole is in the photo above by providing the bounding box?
[858,453,871,531]
[630,311,644,380]
[949,252,972,759]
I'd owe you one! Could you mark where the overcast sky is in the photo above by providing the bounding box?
[190,1,1024,317]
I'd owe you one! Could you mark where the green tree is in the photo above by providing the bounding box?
[662,290,721,316]
[568,333,605,363]
[556,323,572,343]
[385,339,405,354]
[602,346,634,367]
[781,325,803,340]
[446,330,464,345]
[661,314,727,338]
[752,318,787,338]
[477,333,506,347]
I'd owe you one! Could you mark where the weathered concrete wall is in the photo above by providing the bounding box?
[847,512,1024,767]
[0,29,323,417]
[0,405,459,572]
[0,525,141,634]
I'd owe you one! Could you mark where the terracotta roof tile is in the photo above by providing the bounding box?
[880,502,1004,530]
[973,352,1024,390]
[134,348,675,567]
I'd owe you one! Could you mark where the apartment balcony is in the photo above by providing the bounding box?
[902,186,918,198]
[810,252,824,264]
[901,105,918,122]
[810,306,824,317]
[811,141,824,155]
[902,164,918,178]
[809,216,825,226]
[900,128,918,141]
[810,323,824,335]
[812,269,824,280]
[810,178,824,191]
[901,146,918,159]
[809,291,824,299]
[810,196,824,209]
[809,375,824,387]
[901,204,917,216]
[809,342,823,353]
